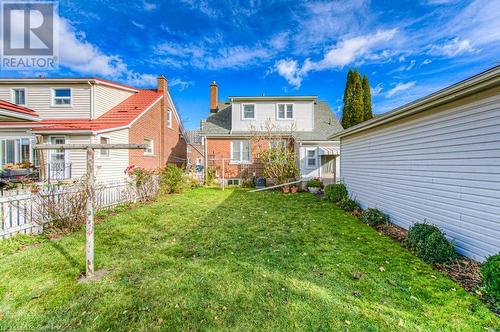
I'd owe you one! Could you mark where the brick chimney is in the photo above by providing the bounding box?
[157,75,168,165]
[157,75,168,93]
[210,81,218,113]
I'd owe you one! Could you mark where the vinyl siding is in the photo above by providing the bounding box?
[340,87,500,262]
[231,101,314,132]
[0,84,91,119]
[93,85,134,119]
[93,129,130,184]
[299,143,340,180]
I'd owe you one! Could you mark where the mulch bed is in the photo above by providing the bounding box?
[373,222,498,314]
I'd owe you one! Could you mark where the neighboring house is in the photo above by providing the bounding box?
[0,76,186,183]
[185,129,204,173]
[200,81,342,185]
[332,66,500,262]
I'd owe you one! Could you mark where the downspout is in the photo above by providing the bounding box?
[87,81,94,120]
[203,136,208,185]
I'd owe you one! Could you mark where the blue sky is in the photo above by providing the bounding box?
[2,0,499,129]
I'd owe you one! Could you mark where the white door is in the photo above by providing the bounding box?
[49,137,68,180]
[320,155,336,184]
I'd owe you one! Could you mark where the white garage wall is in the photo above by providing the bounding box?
[340,87,500,262]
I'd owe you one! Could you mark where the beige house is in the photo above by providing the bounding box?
[0,77,186,184]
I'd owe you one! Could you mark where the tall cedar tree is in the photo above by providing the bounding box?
[351,70,364,126]
[362,75,373,121]
[341,70,354,128]
[341,70,373,128]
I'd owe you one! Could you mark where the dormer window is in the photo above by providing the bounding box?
[52,88,71,106]
[277,103,294,119]
[242,104,255,120]
[12,88,26,105]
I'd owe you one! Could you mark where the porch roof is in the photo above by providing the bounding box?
[0,100,40,121]
[318,146,340,156]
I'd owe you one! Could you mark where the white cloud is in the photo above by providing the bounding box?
[125,73,157,87]
[386,81,416,98]
[274,59,302,88]
[395,59,416,72]
[131,21,145,29]
[169,78,193,91]
[422,59,432,65]
[429,38,475,57]
[142,1,157,11]
[274,29,397,87]
[371,83,383,96]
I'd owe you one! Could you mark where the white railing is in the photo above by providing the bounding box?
[0,181,148,239]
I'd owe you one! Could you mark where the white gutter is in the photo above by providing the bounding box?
[0,109,40,122]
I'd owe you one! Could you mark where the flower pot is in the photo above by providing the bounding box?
[282,186,290,193]
[308,187,320,194]
[290,186,298,193]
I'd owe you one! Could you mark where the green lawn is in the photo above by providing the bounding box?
[0,188,498,331]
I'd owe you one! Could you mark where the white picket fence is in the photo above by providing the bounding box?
[0,182,141,239]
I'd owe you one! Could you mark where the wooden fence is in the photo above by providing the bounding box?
[0,181,143,239]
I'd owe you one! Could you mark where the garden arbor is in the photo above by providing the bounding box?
[34,143,144,280]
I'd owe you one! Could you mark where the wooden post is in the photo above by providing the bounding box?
[222,158,225,190]
[86,147,95,277]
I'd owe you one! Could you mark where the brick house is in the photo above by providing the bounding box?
[0,76,186,183]
[200,81,342,185]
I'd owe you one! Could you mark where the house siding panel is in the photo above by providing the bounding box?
[94,129,129,183]
[231,101,314,132]
[93,85,134,119]
[340,87,500,261]
[0,84,91,119]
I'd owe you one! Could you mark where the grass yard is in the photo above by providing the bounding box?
[0,188,498,331]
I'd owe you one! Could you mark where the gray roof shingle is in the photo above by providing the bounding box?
[200,100,342,141]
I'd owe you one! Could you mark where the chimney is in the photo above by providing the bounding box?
[157,75,168,93]
[157,75,167,166]
[210,81,218,113]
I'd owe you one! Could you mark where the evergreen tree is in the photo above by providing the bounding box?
[351,70,364,126]
[362,75,373,121]
[341,70,354,128]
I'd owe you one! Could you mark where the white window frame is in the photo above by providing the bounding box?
[0,136,34,166]
[11,88,26,105]
[144,138,154,156]
[230,140,251,164]
[51,88,72,107]
[47,135,70,179]
[269,140,287,151]
[306,148,317,169]
[241,103,256,120]
[276,103,294,120]
[167,110,172,128]
[99,136,110,157]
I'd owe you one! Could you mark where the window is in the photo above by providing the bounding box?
[0,138,33,166]
[231,140,251,163]
[52,88,71,106]
[167,110,172,128]
[227,179,240,186]
[144,138,154,155]
[306,148,317,168]
[277,103,294,119]
[242,104,255,119]
[187,145,192,153]
[12,88,26,105]
[270,140,287,151]
[100,137,110,157]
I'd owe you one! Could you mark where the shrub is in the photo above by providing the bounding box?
[360,208,389,226]
[481,254,500,302]
[337,197,360,212]
[241,179,255,188]
[324,184,348,203]
[306,178,323,188]
[404,223,455,263]
[160,165,189,194]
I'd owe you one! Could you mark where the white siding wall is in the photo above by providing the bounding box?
[93,129,129,184]
[0,84,91,119]
[299,143,340,180]
[231,101,314,132]
[340,88,500,261]
[93,85,134,119]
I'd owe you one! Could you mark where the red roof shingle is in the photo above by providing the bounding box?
[0,99,39,118]
[0,89,162,132]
